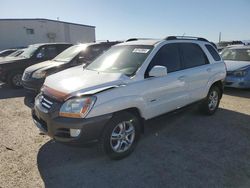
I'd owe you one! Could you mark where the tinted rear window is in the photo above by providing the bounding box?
[205,44,221,61]
[180,43,208,69]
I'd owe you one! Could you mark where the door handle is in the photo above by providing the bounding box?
[178,76,186,81]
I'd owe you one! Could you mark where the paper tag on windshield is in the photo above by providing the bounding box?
[133,48,150,53]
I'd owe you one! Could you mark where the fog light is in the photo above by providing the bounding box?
[70,129,81,137]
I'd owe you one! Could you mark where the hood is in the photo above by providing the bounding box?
[44,66,128,96]
[25,60,66,73]
[224,60,250,71]
[0,56,26,65]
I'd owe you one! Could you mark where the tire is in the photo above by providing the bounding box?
[7,71,23,88]
[99,112,141,160]
[200,86,221,115]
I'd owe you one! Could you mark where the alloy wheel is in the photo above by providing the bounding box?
[110,120,135,153]
[208,90,219,111]
[12,74,22,87]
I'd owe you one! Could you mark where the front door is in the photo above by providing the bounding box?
[141,43,188,119]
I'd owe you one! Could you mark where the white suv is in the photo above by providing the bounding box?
[32,36,226,159]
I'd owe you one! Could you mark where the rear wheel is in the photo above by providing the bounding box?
[200,86,221,115]
[99,112,141,160]
[8,72,23,88]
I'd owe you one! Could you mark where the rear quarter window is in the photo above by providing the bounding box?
[205,44,221,61]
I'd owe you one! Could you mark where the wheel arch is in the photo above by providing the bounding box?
[211,80,224,99]
[114,107,145,133]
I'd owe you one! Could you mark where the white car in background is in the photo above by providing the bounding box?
[221,45,250,88]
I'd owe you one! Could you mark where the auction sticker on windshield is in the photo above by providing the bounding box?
[133,48,150,53]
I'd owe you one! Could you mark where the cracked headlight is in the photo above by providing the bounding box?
[59,96,96,118]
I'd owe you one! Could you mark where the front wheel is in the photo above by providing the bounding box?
[99,112,141,160]
[200,86,221,115]
[8,72,23,88]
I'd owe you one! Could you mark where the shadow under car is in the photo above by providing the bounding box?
[0,82,26,99]
[37,107,250,188]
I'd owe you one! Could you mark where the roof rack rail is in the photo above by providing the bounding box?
[125,38,156,42]
[126,38,139,42]
[165,36,208,42]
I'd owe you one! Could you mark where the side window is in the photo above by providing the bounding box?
[146,43,181,76]
[57,45,71,53]
[180,43,208,69]
[36,46,57,59]
[205,44,221,61]
[45,46,58,59]
[36,47,46,59]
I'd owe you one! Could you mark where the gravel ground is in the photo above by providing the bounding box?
[0,83,250,188]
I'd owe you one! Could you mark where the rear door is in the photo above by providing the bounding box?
[142,43,189,118]
[179,42,211,103]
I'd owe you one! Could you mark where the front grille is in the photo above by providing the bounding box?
[22,72,31,80]
[41,96,53,110]
[226,71,233,76]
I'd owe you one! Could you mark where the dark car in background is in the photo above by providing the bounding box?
[22,41,120,108]
[221,45,250,88]
[0,43,72,88]
[0,49,17,57]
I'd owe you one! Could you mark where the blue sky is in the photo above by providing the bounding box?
[1,0,250,42]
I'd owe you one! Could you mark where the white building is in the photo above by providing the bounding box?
[0,18,96,50]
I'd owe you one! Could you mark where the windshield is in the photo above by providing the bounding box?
[221,48,250,61]
[20,45,39,58]
[86,45,153,76]
[54,45,88,62]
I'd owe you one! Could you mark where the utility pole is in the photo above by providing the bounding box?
[219,32,221,43]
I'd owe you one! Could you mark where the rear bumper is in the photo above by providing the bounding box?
[32,99,113,144]
[224,76,250,88]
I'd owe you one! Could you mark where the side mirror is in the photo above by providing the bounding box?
[148,66,167,77]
